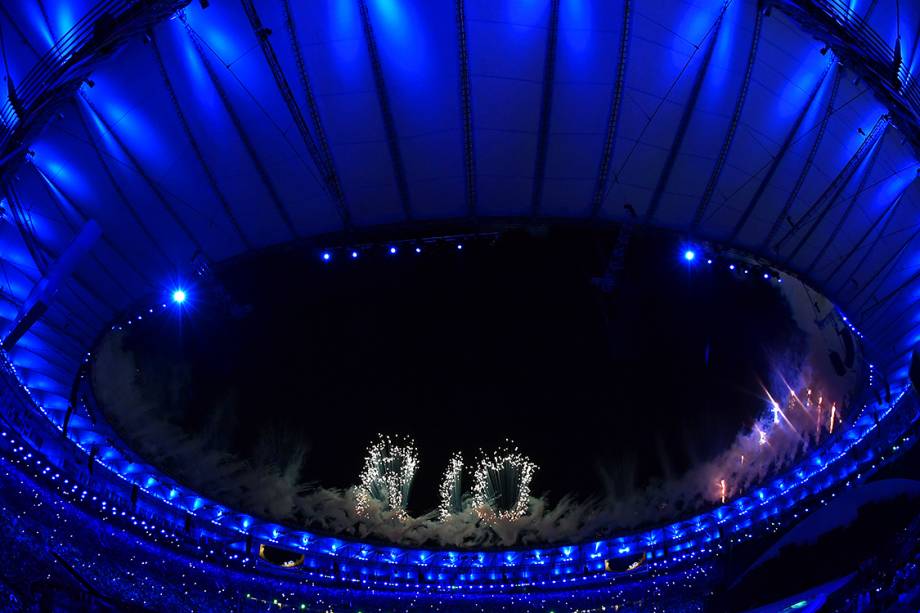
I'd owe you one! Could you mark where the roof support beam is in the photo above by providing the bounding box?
[804,129,885,274]
[644,7,725,222]
[34,164,155,290]
[0,287,86,353]
[182,17,299,240]
[32,165,134,301]
[358,0,413,220]
[761,68,843,251]
[150,31,252,251]
[4,180,112,320]
[825,180,912,294]
[3,177,48,274]
[74,102,175,270]
[852,224,920,313]
[779,116,889,262]
[530,0,561,218]
[843,189,910,301]
[1,222,102,350]
[243,0,352,232]
[79,92,204,257]
[859,265,920,328]
[692,6,763,229]
[281,0,351,230]
[590,0,632,218]
[729,61,832,241]
[455,0,477,217]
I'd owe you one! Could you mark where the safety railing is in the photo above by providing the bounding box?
[791,0,920,120]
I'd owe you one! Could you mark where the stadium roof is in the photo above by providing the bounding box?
[1,0,919,425]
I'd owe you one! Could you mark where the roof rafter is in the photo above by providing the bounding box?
[33,164,156,290]
[842,188,911,301]
[281,0,351,229]
[851,223,920,312]
[530,0,561,218]
[728,60,833,241]
[243,0,352,232]
[761,68,843,251]
[780,116,889,262]
[590,0,632,218]
[149,30,253,251]
[645,6,725,222]
[456,0,477,217]
[805,127,885,274]
[73,101,175,270]
[31,165,134,301]
[79,92,204,257]
[182,16,299,240]
[358,0,413,220]
[691,6,763,229]
[825,179,913,293]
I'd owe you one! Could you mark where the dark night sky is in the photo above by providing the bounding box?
[102,228,805,514]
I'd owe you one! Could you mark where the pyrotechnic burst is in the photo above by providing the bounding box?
[473,442,538,521]
[438,452,464,520]
[355,434,418,516]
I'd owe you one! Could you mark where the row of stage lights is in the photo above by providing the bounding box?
[164,244,783,310]
[168,238,480,307]
[682,247,782,283]
[320,240,471,263]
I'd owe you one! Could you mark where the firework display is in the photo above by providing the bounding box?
[472,443,539,521]
[355,434,418,515]
[438,452,465,520]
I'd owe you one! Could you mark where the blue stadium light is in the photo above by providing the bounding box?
[683,249,696,262]
[351,251,358,259]
[457,243,463,250]
[171,289,187,304]
[389,246,397,255]
[729,264,735,271]
[322,252,331,262]
[415,246,421,253]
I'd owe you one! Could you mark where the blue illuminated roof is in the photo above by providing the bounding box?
[0,0,919,599]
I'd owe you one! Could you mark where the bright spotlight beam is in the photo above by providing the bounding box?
[171,289,187,304]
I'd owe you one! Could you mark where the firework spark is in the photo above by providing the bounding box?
[473,442,538,521]
[355,434,418,516]
[438,452,464,520]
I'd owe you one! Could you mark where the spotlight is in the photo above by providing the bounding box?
[683,249,696,262]
[707,259,713,264]
[389,246,397,254]
[351,251,358,259]
[171,289,187,304]
[729,264,736,271]
[415,247,421,253]
[763,272,770,279]
[322,252,331,262]
[457,244,463,250]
